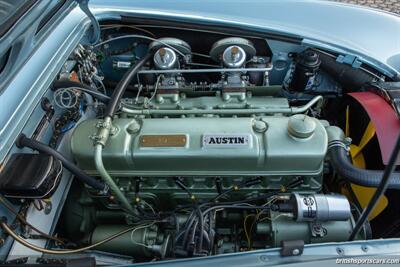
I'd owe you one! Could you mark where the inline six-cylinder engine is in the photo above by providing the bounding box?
[65,36,362,259]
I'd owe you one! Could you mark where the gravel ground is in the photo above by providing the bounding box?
[333,0,400,14]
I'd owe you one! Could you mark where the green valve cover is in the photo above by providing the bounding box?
[71,116,327,181]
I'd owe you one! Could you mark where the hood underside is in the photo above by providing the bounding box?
[90,0,400,78]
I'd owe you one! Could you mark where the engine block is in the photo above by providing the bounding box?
[71,114,327,204]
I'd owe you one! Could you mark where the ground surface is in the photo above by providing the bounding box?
[334,0,400,14]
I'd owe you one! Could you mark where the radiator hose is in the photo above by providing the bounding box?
[17,134,106,191]
[327,126,400,189]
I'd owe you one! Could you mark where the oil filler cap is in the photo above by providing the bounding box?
[287,114,316,139]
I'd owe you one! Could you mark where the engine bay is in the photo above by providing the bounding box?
[2,19,400,264]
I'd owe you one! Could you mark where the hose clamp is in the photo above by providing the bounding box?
[328,140,349,152]
[91,117,113,146]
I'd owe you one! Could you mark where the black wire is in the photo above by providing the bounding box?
[212,187,237,202]
[201,205,271,217]
[211,178,261,202]
[181,216,197,249]
[173,177,207,254]
[174,191,278,249]
[197,207,204,254]
[207,213,214,253]
[55,87,110,103]
[179,204,271,255]
[135,205,160,220]
[173,189,276,256]
[174,178,196,203]
[348,133,400,241]
[174,192,277,213]
[188,220,199,255]
[52,80,110,103]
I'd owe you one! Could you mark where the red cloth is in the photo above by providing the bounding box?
[349,92,400,165]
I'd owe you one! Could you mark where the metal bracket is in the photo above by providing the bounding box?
[77,0,100,45]
[280,240,304,257]
[336,54,362,68]
[91,117,113,146]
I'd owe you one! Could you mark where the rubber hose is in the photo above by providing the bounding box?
[329,146,400,189]
[104,53,152,118]
[17,134,106,191]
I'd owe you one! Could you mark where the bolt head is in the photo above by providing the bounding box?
[253,120,268,133]
[127,121,141,134]
[292,249,300,255]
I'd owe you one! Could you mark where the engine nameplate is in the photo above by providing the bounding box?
[140,135,187,148]
[202,134,252,148]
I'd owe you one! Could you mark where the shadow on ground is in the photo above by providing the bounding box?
[334,0,400,14]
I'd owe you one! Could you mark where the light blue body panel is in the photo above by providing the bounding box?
[120,238,400,267]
